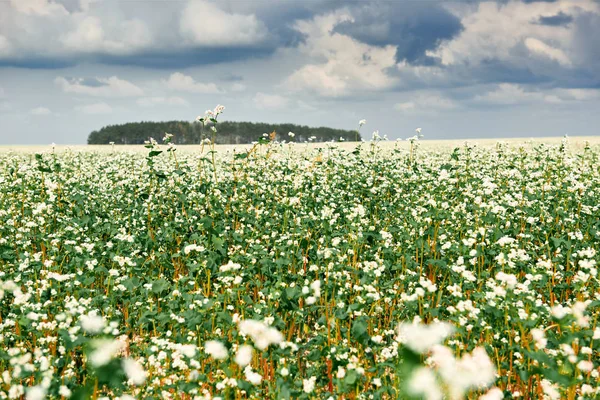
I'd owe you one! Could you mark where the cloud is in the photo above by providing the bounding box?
[472,84,600,106]
[536,12,573,26]
[30,106,52,115]
[0,0,278,69]
[60,16,152,55]
[137,96,189,107]
[0,35,12,56]
[10,0,68,16]
[332,2,463,64]
[394,93,458,113]
[231,83,247,92]
[524,37,571,66]
[474,84,548,105]
[162,72,221,93]
[284,11,398,97]
[421,1,600,89]
[571,11,600,74]
[55,76,144,97]
[180,1,268,47]
[0,1,156,68]
[76,102,112,114]
[253,92,290,110]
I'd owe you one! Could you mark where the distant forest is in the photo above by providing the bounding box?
[87,121,360,144]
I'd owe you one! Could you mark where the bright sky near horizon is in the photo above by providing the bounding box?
[0,0,599,144]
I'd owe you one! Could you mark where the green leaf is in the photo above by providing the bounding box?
[152,278,170,294]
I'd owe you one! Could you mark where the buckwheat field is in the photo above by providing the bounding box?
[1,120,600,399]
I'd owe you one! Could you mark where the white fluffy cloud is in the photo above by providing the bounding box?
[10,0,68,16]
[137,96,189,107]
[30,106,52,115]
[284,11,398,97]
[0,1,154,61]
[55,76,144,97]
[0,0,276,66]
[76,102,112,114]
[253,92,289,110]
[60,16,151,55]
[429,1,599,70]
[60,16,152,54]
[162,72,220,94]
[180,1,267,47]
[524,37,571,66]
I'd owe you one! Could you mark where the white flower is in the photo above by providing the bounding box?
[214,104,225,115]
[530,328,547,350]
[310,280,321,297]
[288,132,295,138]
[244,366,262,385]
[122,358,147,385]
[204,340,228,360]
[359,119,366,127]
[496,236,515,247]
[479,387,504,400]
[220,260,241,272]
[408,367,442,400]
[397,321,453,353]
[577,360,594,372]
[550,304,570,319]
[541,379,560,400]
[430,345,496,398]
[80,313,105,334]
[280,367,289,376]
[58,386,71,398]
[303,376,316,393]
[238,319,283,350]
[89,339,125,367]
[26,386,46,400]
[234,345,253,367]
[179,344,197,358]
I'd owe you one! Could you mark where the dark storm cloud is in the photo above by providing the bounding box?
[332,2,463,65]
[536,12,573,26]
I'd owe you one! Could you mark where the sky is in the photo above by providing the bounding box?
[0,0,599,144]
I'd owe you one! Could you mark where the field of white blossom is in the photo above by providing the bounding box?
[1,119,600,400]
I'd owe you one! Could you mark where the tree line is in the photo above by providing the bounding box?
[87,121,360,144]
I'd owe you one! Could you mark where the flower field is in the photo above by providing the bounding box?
[1,135,599,400]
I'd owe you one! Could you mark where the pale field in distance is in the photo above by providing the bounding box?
[1,136,599,153]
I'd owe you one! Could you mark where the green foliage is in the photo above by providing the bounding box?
[87,120,359,144]
[1,139,600,399]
